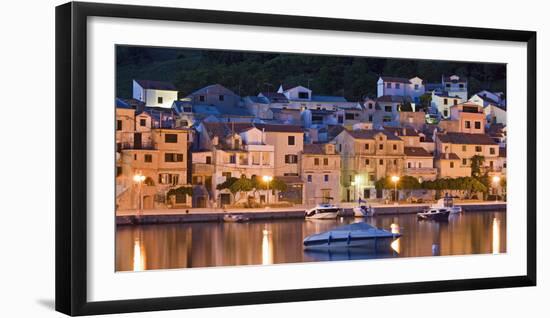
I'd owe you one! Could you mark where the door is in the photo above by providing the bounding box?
[220,193,231,207]
[134,132,142,149]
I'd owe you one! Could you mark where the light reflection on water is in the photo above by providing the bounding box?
[116,211,506,272]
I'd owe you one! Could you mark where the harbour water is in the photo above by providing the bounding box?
[116,211,506,271]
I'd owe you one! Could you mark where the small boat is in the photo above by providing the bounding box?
[353,205,375,217]
[303,222,400,249]
[432,194,462,214]
[305,203,340,219]
[417,208,450,221]
[223,214,250,223]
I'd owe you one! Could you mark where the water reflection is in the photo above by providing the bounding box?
[116,211,506,271]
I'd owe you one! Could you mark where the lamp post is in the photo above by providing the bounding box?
[262,175,273,206]
[391,175,400,204]
[492,175,501,202]
[133,172,146,215]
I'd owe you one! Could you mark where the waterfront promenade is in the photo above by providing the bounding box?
[116,201,506,225]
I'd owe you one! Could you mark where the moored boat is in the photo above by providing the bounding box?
[223,214,250,223]
[417,208,450,221]
[305,203,340,219]
[303,222,400,250]
[353,205,375,217]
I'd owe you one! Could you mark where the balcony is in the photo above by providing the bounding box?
[193,163,214,175]
[121,141,155,150]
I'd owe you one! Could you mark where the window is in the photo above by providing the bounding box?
[368,115,373,122]
[288,136,295,145]
[165,134,178,143]
[298,92,309,99]
[158,173,178,185]
[229,154,236,164]
[475,146,482,152]
[368,103,373,109]
[364,143,369,150]
[116,166,122,176]
[386,83,391,89]
[420,136,425,142]
[465,121,471,129]
[183,107,192,113]
[393,159,397,165]
[459,83,464,89]
[444,98,448,105]
[462,158,467,165]
[379,159,384,165]
[144,154,152,163]
[475,121,481,129]
[418,162,422,168]
[408,162,412,168]
[285,154,298,164]
[379,144,384,150]
[396,83,401,89]
[199,95,205,102]
[116,120,122,131]
[338,144,342,152]
[490,161,494,168]
[175,193,186,204]
[393,144,397,150]
[140,118,146,127]
[157,96,163,104]
[324,175,329,182]
[205,156,211,164]
[385,106,392,112]
[462,145,467,152]
[323,158,328,165]
[345,113,355,120]
[490,148,496,155]
[307,175,312,183]
[116,143,122,153]
[454,99,458,105]
[443,110,448,117]
[165,153,183,162]
[414,84,419,90]
[365,159,370,166]
[338,115,344,124]
[450,162,455,168]
[134,154,137,160]
[446,83,451,88]
[314,158,319,166]
[219,95,224,101]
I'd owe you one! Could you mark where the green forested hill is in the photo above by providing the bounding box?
[116,46,506,101]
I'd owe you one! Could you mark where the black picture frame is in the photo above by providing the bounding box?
[55,1,537,316]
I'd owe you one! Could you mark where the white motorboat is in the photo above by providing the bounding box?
[305,203,340,219]
[303,222,400,249]
[353,205,375,217]
[430,195,462,214]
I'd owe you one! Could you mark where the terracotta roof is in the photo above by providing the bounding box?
[437,132,497,145]
[202,122,255,139]
[404,147,432,157]
[134,79,177,91]
[254,124,304,133]
[347,129,402,141]
[435,152,460,160]
[303,144,338,155]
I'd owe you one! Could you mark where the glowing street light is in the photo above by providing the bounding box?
[492,175,501,202]
[263,175,273,206]
[133,172,146,215]
[391,175,400,204]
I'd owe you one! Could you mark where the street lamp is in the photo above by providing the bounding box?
[391,175,400,204]
[492,175,501,202]
[262,175,273,206]
[133,172,146,215]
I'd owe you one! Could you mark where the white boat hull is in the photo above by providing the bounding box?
[306,212,339,219]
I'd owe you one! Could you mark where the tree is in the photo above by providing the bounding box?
[375,176,421,190]
[470,155,485,178]
[229,177,255,202]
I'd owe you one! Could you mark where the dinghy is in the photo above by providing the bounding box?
[303,222,400,250]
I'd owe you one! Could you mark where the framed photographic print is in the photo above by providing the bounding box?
[55,1,536,316]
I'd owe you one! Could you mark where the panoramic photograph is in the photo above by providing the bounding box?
[114,46,507,271]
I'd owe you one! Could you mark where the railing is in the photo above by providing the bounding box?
[121,142,155,150]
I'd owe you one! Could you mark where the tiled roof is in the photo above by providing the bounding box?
[442,75,466,83]
[380,76,411,83]
[437,132,497,145]
[202,122,255,139]
[404,147,432,157]
[383,126,419,137]
[115,98,132,109]
[254,123,304,133]
[310,95,348,102]
[347,129,402,141]
[302,144,338,155]
[376,95,412,103]
[435,152,460,160]
[259,92,289,103]
[327,125,345,139]
[134,79,177,91]
[189,84,239,97]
